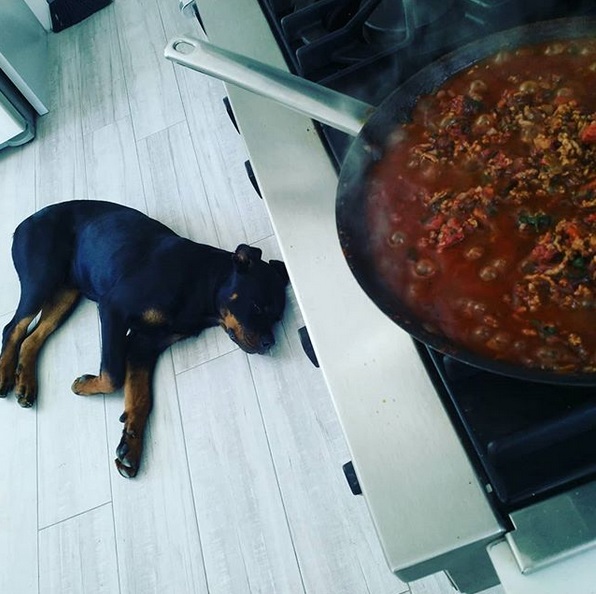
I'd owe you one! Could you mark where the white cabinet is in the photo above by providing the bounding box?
[0,0,49,115]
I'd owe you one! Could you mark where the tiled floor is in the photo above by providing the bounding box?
[0,1,499,593]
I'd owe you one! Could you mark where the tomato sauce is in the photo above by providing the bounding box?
[367,38,596,372]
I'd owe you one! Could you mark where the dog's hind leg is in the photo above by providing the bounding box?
[0,312,37,396]
[1,213,77,402]
[0,287,53,397]
[14,287,81,407]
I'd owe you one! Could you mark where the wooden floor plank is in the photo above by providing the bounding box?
[39,504,120,594]
[0,311,38,594]
[83,116,146,211]
[136,121,219,244]
[408,573,474,594]
[156,0,198,39]
[173,65,274,249]
[34,106,88,207]
[36,300,112,529]
[105,352,208,594]
[74,4,130,136]
[160,0,275,251]
[113,0,185,140]
[176,349,306,594]
[35,31,87,207]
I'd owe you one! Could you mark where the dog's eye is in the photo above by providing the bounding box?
[253,303,271,316]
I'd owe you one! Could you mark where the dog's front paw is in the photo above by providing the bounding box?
[72,374,96,395]
[72,373,117,395]
[115,428,142,478]
[15,364,36,408]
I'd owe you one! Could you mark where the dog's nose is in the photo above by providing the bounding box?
[260,333,275,352]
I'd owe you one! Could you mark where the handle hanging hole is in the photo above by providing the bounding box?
[173,41,196,55]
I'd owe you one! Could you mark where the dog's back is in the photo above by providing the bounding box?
[13,201,184,301]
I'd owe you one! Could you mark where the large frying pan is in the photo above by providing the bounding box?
[165,17,596,385]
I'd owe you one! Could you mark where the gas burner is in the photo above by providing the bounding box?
[262,0,471,83]
[260,0,596,86]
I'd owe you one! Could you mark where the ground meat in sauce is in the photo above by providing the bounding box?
[367,38,596,373]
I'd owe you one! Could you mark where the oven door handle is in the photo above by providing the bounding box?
[164,35,374,137]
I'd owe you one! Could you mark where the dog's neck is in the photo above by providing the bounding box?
[211,265,236,316]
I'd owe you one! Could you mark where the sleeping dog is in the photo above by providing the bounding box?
[0,200,289,477]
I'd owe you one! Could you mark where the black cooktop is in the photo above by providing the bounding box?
[258,0,596,515]
[418,344,596,511]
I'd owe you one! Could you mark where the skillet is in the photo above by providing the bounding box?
[165,17,596,385]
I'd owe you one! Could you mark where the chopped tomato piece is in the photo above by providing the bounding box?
[562,222,580,240]
[580,122,596,144]
[580,178,596,193]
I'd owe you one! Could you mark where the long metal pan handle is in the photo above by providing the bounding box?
[164,36,373,137]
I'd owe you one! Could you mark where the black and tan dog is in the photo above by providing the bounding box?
[0,200,288,477]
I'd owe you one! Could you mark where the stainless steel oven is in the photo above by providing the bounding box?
[169,2,596,592]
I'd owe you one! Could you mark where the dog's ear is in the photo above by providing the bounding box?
[269,260,289,286]
[232,244,263,273]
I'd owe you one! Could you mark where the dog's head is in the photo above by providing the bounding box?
[217,244,289,354]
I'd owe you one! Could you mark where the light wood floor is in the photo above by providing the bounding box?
[0,1,500,593]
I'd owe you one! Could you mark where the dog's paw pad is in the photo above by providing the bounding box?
[71,374,95,395]
[15,377,37,408]
[115,458,138,478]
[17,395,34,408]
[115,430,141,479]
[72,374,117,395]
